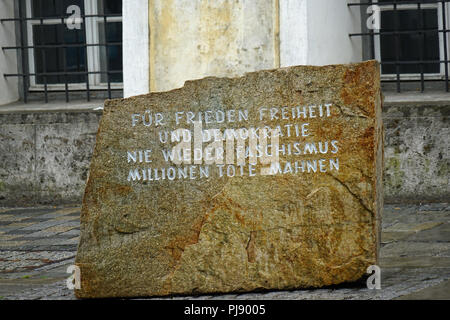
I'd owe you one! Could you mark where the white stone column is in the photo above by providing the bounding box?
[0,1,19,106]
[123,0,149,98]
[306,0,362,66]
[280,0,362,67]
[148,0,278,92]
[280,0,309,67]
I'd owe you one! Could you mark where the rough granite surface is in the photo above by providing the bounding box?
[75,61,383,298]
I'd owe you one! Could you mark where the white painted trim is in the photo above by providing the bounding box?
[0,0,19,105]
[280,0,362,67]
[279,0,308,67]
[85,0,99,86]
[123,0,149,98]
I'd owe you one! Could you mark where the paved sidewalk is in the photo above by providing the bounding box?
[0,203,449,300]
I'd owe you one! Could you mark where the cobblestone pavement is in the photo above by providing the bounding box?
[0,203,449,300]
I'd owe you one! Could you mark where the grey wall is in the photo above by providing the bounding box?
[0,104,448,206]
[0,111,101,206]
[383,103,449,203]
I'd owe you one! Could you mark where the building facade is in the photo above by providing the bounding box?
[0,0,448,205]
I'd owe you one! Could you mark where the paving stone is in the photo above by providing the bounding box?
[38,208,81,219]
[5,229,38,235]
[17,238,73,247]
[1,203,449,299]
[384,221,444,233]
[16,251,74,260]
[380,256,450,268]
[31,245,77,251]
[1,222,35,232]
[57,237,80,245]
[395,280,450,300]
[67,212,81,217]
[58,229,80,237]
[0,208,56,218]
[53,216,79,222]
[0,235,19,241]
[43,225,77,234]
[418,204,449,212]
[20,223,79,239]
[18,220,70,231]
[381,231,415,244]
[0,241,28,248]
[0,215,16,222]
[0,251,76,273]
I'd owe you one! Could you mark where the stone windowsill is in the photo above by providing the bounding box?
[383,91,450,106]
[0,100,105,114]
[1,92,450,114]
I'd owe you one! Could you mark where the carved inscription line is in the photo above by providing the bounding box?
[125,104,342,183]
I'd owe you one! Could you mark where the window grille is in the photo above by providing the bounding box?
[349,0,450,92]
[1,0,123,103]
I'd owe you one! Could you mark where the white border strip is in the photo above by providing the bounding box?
[123,0,149,98]
[279,0,308,67]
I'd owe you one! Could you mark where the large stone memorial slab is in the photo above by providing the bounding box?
[75,60,383,298]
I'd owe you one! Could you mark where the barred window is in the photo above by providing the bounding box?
[2,0,123,103]
[350,0,450,92]
[377,0,440,75]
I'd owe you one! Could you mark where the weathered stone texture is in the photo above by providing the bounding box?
[0,112,101,206]
[75,61,382,298]
[149,0,277,92]
[383,104,449,203]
